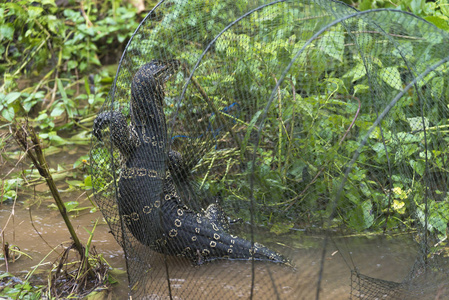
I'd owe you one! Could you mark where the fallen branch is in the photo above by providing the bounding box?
[11,121,94,277]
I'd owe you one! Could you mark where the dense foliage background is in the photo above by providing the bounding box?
[1,0,449,298]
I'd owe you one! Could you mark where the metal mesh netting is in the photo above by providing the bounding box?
[90,0,449,298]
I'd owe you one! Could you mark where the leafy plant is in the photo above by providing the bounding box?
[132,0,449,238]
[0,273,43,300]
[0,0,140,142]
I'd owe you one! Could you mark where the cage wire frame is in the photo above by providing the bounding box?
[90,0,449,299]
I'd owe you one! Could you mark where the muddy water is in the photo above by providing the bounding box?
[0,146,419,299]
[118,231,417,300]
[1,198,418,299]
[0,199,127,282]
[132,231,417,299]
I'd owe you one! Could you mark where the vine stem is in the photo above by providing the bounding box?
[338,94,361,145]
[283,79,297,181]
[0,37,49,93]
[272,75,283,175]
[181,63,242,150]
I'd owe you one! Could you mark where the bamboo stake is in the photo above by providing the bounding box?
[12,122,94,276]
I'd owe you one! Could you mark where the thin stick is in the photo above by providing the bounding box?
[272,75,283,175]
[338,95,361,145]
[181,63,242,149]
[200,154,216,190]
[284,167,325,211]
[1,231,8,272]
[284,80,297,181]
[12,122,94,277]
[29,203,57,252]
[46,49,63,110]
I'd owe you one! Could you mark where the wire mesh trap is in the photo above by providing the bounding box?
[90,0,449,298]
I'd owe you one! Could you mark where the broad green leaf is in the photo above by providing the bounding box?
[66,180,84,187]
[91,56,101,66]
[379,67,402,90]
[80,61,87,71]
[50,103,65,117]
[361,200,374,228]
[419,150,432,159]
[410,159,425,176]
[46,15,59,34]
[5,92,21,104]
[356,35,374,53]
[317,27,345,62]
[348,200,374,230]
[360,182,371,198]
[359,0,372,10]
[430,76,444,99]
[343,63,366,82]
[2,106,14,122]
[410,0,424,15]
[354,84,369,95]
[395,132,421,143]
[424,16,449,31]
[441,1,449,17]
[84,175,92,188]
[64,201,79,212]
[0,24,14,41]
[67,60,78,70]
[49,135,68,146]
[27,6,43,19]
[407,117,429,131]
[41,0,57,6]
[45,132,69,146]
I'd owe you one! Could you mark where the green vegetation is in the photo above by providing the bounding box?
[127,0,448,236]
[0,0,148,298]
[0,0,144,203]
[1,0,449,298]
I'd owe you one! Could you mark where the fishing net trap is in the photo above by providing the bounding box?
[90,0,449,298]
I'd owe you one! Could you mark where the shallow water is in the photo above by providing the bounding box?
[1,198,418,299]
[123,231,418,299]
[0,145,419,299]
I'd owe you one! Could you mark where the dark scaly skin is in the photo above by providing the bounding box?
[204,203,230,232]
[93,60,289,265]
[94,60,180,246]
[154,198,288,264]
[116,61,171,246]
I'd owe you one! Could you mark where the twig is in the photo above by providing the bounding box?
[272,75,283,175]
[29,203,58,252]
[1,231,8,272]
[80,1,94,28]
[46,49,63,110]
[338,95,361,145]
[12,121,94,277]
[284,167,325,211]
[284,79,297,181]
[181,62,242,149]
